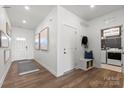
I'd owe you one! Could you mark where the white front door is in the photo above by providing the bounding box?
[11,28,34,61]
[62,24,77,73]
[12,37,28,61]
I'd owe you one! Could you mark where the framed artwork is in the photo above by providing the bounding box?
[6,22,11,37]
[0,31,9,48]
[4,49,11,64]
[40,27,49,50]
[34,33,40,49]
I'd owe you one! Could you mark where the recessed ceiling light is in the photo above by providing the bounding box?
[90,5,95,8]
[24,6,30,10]
[22,20,26,24]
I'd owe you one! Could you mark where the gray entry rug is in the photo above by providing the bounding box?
[18,60,40,75]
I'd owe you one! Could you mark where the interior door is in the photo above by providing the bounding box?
[62,24,77,73]
[12,37,27,61]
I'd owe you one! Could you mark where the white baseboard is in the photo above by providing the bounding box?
[12,59,34,63]
[34,59,57,77]
[0,62,12,88]
[101,64,122,72]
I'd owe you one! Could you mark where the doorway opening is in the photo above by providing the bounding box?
[101,26,123,73]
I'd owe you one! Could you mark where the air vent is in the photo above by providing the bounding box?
[2,6,11,8]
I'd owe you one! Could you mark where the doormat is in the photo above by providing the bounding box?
[18,61,40,75]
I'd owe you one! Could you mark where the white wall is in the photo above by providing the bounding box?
[34,7,58,76]
[11,27,34,61]
[87,8,124,69]
[34,6,87,77]
[57,6,87,76]
[0,6,12,87]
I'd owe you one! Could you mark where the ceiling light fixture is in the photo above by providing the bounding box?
[90,5,95,8]
[22,20,27,24]
[24,6,30,10]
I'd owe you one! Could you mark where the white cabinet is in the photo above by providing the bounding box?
[107,49,122,66]
[101,50,106,64]
[122,27,124,73]
[107,59,121,66]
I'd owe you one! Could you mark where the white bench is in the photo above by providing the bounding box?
[77,58,94,71]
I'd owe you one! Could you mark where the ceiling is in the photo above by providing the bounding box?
[5,5,55,30]
[5,5,124,30]
[62,5,124,21]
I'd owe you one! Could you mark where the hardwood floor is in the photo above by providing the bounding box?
[2,60,124,88]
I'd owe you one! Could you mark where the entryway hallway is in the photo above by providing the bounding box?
[2,60,123,88]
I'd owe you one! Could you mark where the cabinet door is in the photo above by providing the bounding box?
[101,50,106,64]
[122,28,124,73]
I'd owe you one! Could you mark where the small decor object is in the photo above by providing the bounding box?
[0,31,9,48]
[34,33,40,50]
[84,50,93,59]
[6,22,11,36]
[81,36,88,48]
[40,27,49,50]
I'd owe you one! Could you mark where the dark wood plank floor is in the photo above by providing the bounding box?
[2,61,123,88]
